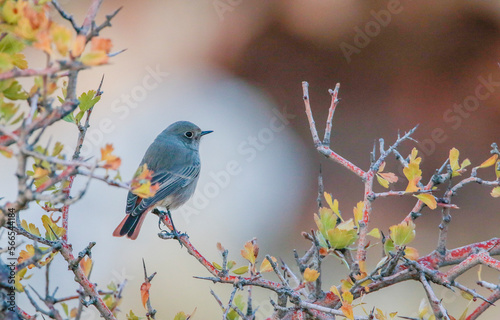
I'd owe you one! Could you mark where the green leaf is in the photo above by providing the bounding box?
[384,239,395,255]
[389,221,416,246]
[61,302,69,316]
[3,80,28,100]
[126,310,140,320]
[0,98,19,123]
[0,33,25,54]
[51,142,64,157]
[63,112,75,123]
[227,294,245,320]
[173,312,188,320]
[212,262,222,270]
[11,53,27,69]
[74,110,85,123]
[78,90,100,112]
[232,266,249,275]
[0,52,13,72]
[107,281,117,291]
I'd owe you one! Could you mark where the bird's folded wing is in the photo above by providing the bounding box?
[126,164,201,216]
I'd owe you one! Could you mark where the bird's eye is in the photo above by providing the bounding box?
[184,131,193,138]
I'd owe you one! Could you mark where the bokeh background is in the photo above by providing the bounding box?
[1,0,500,318]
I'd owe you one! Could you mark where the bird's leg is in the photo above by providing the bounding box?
[154,208,186,247]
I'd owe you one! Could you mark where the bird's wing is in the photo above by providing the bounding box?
[126,163,201,216]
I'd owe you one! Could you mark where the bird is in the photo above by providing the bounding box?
[113,121,212,240]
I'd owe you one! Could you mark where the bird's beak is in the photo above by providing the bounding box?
[201,130,213,136]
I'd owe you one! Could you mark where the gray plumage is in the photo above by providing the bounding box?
[113,121,212,239]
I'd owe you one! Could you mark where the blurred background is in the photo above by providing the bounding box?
[1,0,500,318]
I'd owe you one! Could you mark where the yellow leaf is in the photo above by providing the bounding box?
[80,51,108,66]
[259,256,277,273]
[460,290,474,301]
[405,176,421,192]
[389,221,416,246]
[367,228,381,239]
[33,167,49,179]
[449,148,460,172]
[341,304,354,320]
[303,267,320,282]
[496,160,500,179]
[131,181,159,199]
[240,239,258,265]
[404,247,419,260]
[353,201,364,227]
[409,148,421,164]
[477,265,482,282]
[21,220,41,237]
[330,285,341,298]
[324,192,342,221]
[414,193,437,209]
[0,146,13,158]
[51,24,72,56]
[79,257,93,278]
[460,158,471,170]
[478,154,498,169]
[404,161,422,191]
[140,282,151,308]
[491,187,500,198]
[17,245,36,269]
[41,214,66,240]
[342,291,353,304]
[340,279,354,292]
[15,267,28,292]
[376,174,389,188]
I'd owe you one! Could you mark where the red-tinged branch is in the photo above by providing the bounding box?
[58,243,116,320]
[316,145,366,178]
[301,81,366,179]
[158,214,283,291]
[445,252,500,282]
[16,306,37,320]
[466,288,500,320]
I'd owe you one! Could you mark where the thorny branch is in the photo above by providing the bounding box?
[0,1,122,319]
